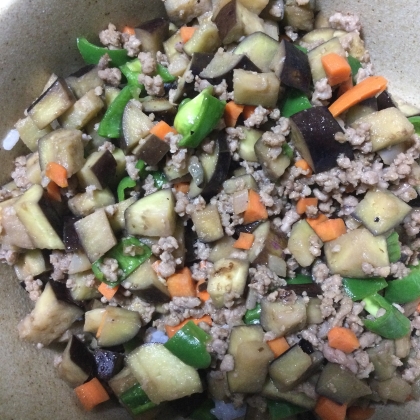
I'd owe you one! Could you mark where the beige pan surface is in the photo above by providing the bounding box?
[0,1,419,419]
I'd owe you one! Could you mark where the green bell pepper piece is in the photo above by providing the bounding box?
[97,85,132,138]
[342,277,387,301]
[347,55,362,83]
[157,63,176,83]
[92,237,151,286]
[174,87,226,148]
[77,37,130,67]
[267,399,308,419]
[408,116,420,136]
[151,171,167,189]
[282,143,294,159]
[384,265,420,304]
[386,231,401,263]
[294,45,308,54]
[190,399,217,420]
[243,303,261,325]
[119,59,144,98]
[120,383,157,415]
[281,89,312,118]
[362,293,411,339]
[286,274,312,285]
[117,176,136,202]
[164,320,211,369]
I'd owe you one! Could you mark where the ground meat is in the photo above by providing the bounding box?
[98,67,122,87]
[152,236,181,278]
[332,296,353,327]
[285,26,299,42]
[142,174,158,196]
[220,354,234,372]
[268,0,284,18]
[322,343,359,374]
[11,155,31,190]
[165,147,188,172]
[162,297,203,327]
[329,12,361,32]
[210,190,244,236]
[174,192,206,217]
[99,23,122,49]
[24,276,43,301]
[121,33,141,57]
[404,210,420,236]
[98,257,119,283]
[138,74,164,96]
[244,106,270,128]
[118,295,155,325]
[98,53,111,70]
[248,265,287,297]
[125,155,140,180]
[311,78,332,106]
[193,241,210,261]
[356,62,374,84]
[50,251,72,281]
[279,208,300,234]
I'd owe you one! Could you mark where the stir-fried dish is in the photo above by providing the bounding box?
[3,0,420,419]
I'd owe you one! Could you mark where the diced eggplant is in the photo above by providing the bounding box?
[107,196,138,234]
[324,228,389,278]
[395,334,411,359]
[69,271,101,301]
[300,28,336,45]
[260,296,307,337]
[345,97,378,126]
[66,65,104,99]
[208,235,236,263]
[306,297,323,324]
[14,249,50,281]
[284,2,314,32]
[135,17,169,56]
[94,348,124,381]
[68,251,92,275]
[283,282,322,298]
[376,90,396,111]
[121,99,154,153]
[191,204,224,243]
[125,189,177,237]
[49,279,85,309]
[223,174,258,195]
[14,184,65,250]
[56,335,96,387]
[77,150,117,190]
[200,52,260,90]
[63,216,82,251]
[38,128,85,177]
[233,69,280,108]
[74,208,117,262]
[14,116,52,152]
[132,133,170,166]
[207,258,249,308]
[27,77,76,129]
[141,98,176,124]
[172,218,186,268]
[353,189,412,236]
[290,107,354,173]
[18,282,83,345]
[273,40,311,94]
[84,307,106,334]
[212,0,244,45]
[108,366,138,397]
[316,362,371,404]
[164,0,212,26]
[127,343,203,404]
[370,375,411,403]
[183,20,221,56]
[67,188,115,217]
[367,340,397,381]
[236,127,262,162]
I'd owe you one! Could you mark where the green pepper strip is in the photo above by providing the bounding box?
[97,85,132,138]
[157,63,176,83]
[151,171,167,189]
[385,265,420,304]
[119,383,157,415]
[92,237,151,286]
[282,143,294,159]
[286,274,312,285]
[175,87,226,148]
[347,55,362,83]
[362,293,411,339]
[281,88,312,118]
[116,160,148,202]
[386,231,401,263]
[77,37,130,67]
[243,303,261,325]
[164,320,211,369]
[408,116,420,136]
[267,399,308,420]
[190,399,217,420]
[342,277,387,301]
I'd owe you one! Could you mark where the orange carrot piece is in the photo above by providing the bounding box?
[243,189,268,224]
[165,315,212,338]
[321,53,352,86]
[294,159,312,176]
[328,326,360,353]
[75,377,110,411]
[46,181,62,202]
[150,120,177,141]
[306,213,328,229]
[267,337,290,358]
[313,218,346,242]
[296,197,318,215]
[347,406,376,420]
[337,76,353,97]
[174,182,190,194]
[180,26,197,43]
[242,105,257,120]
[45,162,68,188]
[417,302,420,313]
[315,397,347,420]
[98,282,119,301]
[122,26,135,36]
[224,101,244,127]
[329,75,388,117]
[233,232,255,250]
[166,267,196,298]
[196,279,210,302]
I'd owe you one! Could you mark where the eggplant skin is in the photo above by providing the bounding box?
[290,107,354,173]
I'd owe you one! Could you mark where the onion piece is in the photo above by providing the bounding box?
[2,129,20,150]
[232,189,249,214]
[188,155,204,187]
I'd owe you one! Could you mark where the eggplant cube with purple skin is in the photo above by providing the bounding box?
[289,106,354,173]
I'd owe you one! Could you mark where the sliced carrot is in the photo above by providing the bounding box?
[267,337,290,358]
[337,76,353,97]
[180,26,197,43]
[315,397,347,420]
[313,218,346,242]
[122,26,135,36]
[306,213,328,229]
[165,315,212,338]
[74,377,110,411]
[294,159,312,176]
[321,53,352,86]
[243,189,268,224]
[296,197,318,215]
[150,120,177,141]
[196,279,210,302]
[346,406,376,420]
[233,232,255,250]
[242,105,257,120]
[224,101,244,127]
[329,75,388,117]
[328,326,360,353]
[98,282,119,301]
[46,181,62,202]
[45,162,68,188]
[166,267,196,298]
[173,181,190,194]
